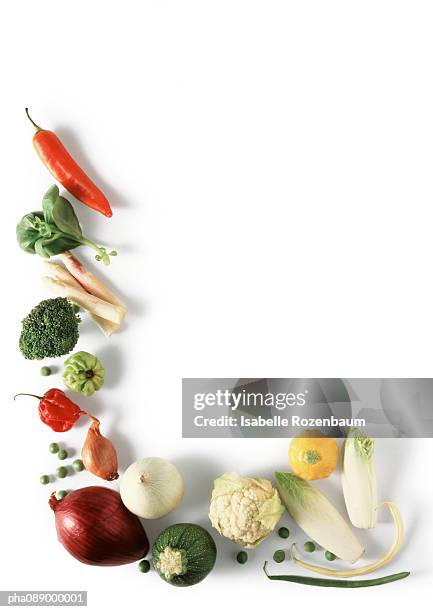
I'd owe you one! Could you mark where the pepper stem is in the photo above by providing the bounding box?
[25,108,43,132]
[14,393,43,401]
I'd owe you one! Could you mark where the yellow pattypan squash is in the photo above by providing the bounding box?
[289,430,339,480]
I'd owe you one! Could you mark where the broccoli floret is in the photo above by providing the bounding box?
[19,298,80,360]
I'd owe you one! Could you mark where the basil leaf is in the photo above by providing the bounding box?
[34,234,81,258]
[42,185,60,225]
[52,195,83,238]
[16,212,46,253]
[42,235,81,256]
[34,237,50,258]
[16,208,81,257]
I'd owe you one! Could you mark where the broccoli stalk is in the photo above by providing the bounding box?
[19,298,80,360]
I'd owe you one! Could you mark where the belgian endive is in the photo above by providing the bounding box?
[341,428,378,529]
[275,472,364,563]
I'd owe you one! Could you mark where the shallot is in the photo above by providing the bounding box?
[81,418,119,481]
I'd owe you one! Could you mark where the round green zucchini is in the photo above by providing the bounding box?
[152,523,217,587]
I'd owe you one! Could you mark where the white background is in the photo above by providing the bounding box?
[1,0,432,609]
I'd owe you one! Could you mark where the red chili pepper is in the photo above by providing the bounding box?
[14,389,89,432]
[25,108,113,218]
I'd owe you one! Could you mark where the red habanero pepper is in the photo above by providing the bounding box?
[14,389,90,432]
[25,108,113,218]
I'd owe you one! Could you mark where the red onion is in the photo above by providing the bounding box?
[49,487,149,566]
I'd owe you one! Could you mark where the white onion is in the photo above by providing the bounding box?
[120,457,184,519]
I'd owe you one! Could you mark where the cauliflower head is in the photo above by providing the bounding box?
[208,472,284,548]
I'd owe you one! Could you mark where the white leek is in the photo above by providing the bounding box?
[43,277,124,324]
[341,428,378,528]
[275,472,364,563]
[42,261,121,336]
[59,251,126,311]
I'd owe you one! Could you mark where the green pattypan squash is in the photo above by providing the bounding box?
[152,523,216,586]
[63,351,105,396]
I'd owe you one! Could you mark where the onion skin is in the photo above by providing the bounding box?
[82,419,119,481]
[49,487,149,566]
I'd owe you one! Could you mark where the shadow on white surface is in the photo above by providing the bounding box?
[97,344,124,390]
[105,415,136,475]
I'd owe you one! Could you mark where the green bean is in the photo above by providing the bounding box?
[273,550,285,563]
[236,551,248,564]
[325,550,336,561]
[263,563,409,588]
[72,459,84,472]
[138,560,150,573]
[56,466,68,479]
[303,541,316,553]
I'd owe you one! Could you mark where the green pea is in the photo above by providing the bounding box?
[138,560,151,573]
[58,449,68,460]
[40,475,49,485]
[40,366,52,376]
[56,490,68,500]
[56,466,68,479]
[273,549,285,563]
[72,459,85,472]
[325,550,337,561]
[304,541,316,553]
[278,527,290,539]
[49,442,60,454]
[236,551,248,564]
